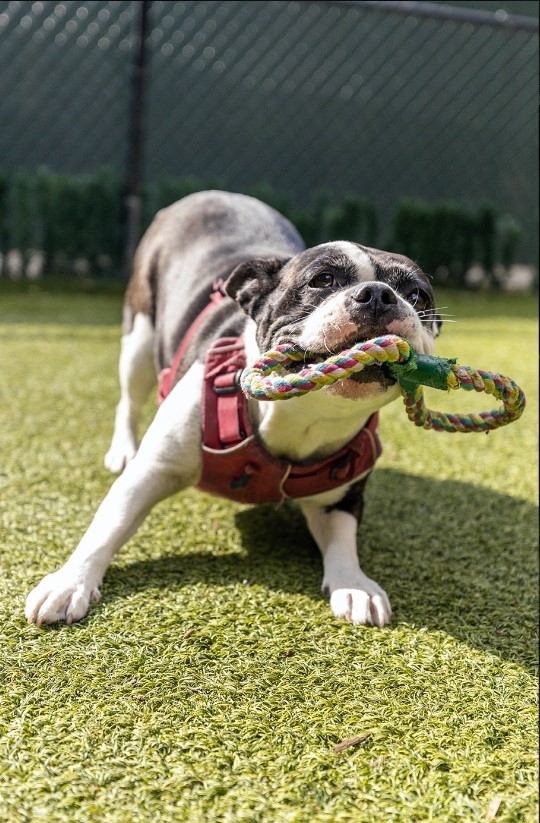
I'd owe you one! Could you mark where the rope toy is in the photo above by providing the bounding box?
[240,335,525,433]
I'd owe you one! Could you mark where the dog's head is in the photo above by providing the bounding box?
[225,241,441,401]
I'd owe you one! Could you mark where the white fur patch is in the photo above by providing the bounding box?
[318,241,376,280]
[242,318,261,366]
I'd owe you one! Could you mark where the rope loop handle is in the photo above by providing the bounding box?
[240,335,525,433]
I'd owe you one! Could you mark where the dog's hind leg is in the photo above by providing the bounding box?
[104,311,156,474]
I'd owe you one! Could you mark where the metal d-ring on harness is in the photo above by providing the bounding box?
[240,335,526,433]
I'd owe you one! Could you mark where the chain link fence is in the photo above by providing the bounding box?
[0,0,537,277]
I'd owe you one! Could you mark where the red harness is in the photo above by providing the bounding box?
[158,290,382,506]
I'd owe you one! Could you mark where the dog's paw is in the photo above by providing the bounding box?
[104,435,137,474]
[325,577,392,627]
[25,569,101,626]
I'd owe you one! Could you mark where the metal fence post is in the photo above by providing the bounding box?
[123,0,151,277]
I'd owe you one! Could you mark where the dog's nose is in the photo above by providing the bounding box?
[352,282,398,312]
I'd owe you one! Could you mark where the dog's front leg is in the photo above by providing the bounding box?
[25,368,203,626]
[25,457,184,626]
[299,502,392,627]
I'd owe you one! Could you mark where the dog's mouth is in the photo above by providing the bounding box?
[279,338,397,388]
[348,367,396,388]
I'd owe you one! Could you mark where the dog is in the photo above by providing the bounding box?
[25,190,441,627]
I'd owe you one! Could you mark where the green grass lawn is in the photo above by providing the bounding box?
[0,284,537,822]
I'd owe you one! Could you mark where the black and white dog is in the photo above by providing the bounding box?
[25,191,440,627]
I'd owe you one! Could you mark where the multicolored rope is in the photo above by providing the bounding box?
[240,335,526,433]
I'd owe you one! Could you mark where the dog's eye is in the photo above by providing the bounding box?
[309,273,335,289]
[407,287,430,312]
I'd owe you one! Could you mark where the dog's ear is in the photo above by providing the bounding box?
[224,257,289,316]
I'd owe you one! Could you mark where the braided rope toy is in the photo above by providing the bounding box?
[240,335,525,433]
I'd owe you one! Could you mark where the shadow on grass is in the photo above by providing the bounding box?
[103,469,538,673]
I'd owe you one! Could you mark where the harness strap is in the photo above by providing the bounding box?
[158,286,226,404]
[282,413,381,499]
[201,337,249,450]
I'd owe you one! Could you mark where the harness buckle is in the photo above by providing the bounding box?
[213,370,242,396]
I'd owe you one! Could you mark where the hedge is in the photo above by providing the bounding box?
[0,167,526,288]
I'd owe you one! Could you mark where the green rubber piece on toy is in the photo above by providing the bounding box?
[384,353,458,392]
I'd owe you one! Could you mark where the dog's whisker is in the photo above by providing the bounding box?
[322,334,334,356]
[419,312,455,319]
[420,318,457,324]
[421,309,454,316]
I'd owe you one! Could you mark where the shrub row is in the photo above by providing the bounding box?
[0,168,525,287]
[388,198,524,287]
[0,168,125,274]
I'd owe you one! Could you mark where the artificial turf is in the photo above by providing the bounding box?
[0,284,537,822]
